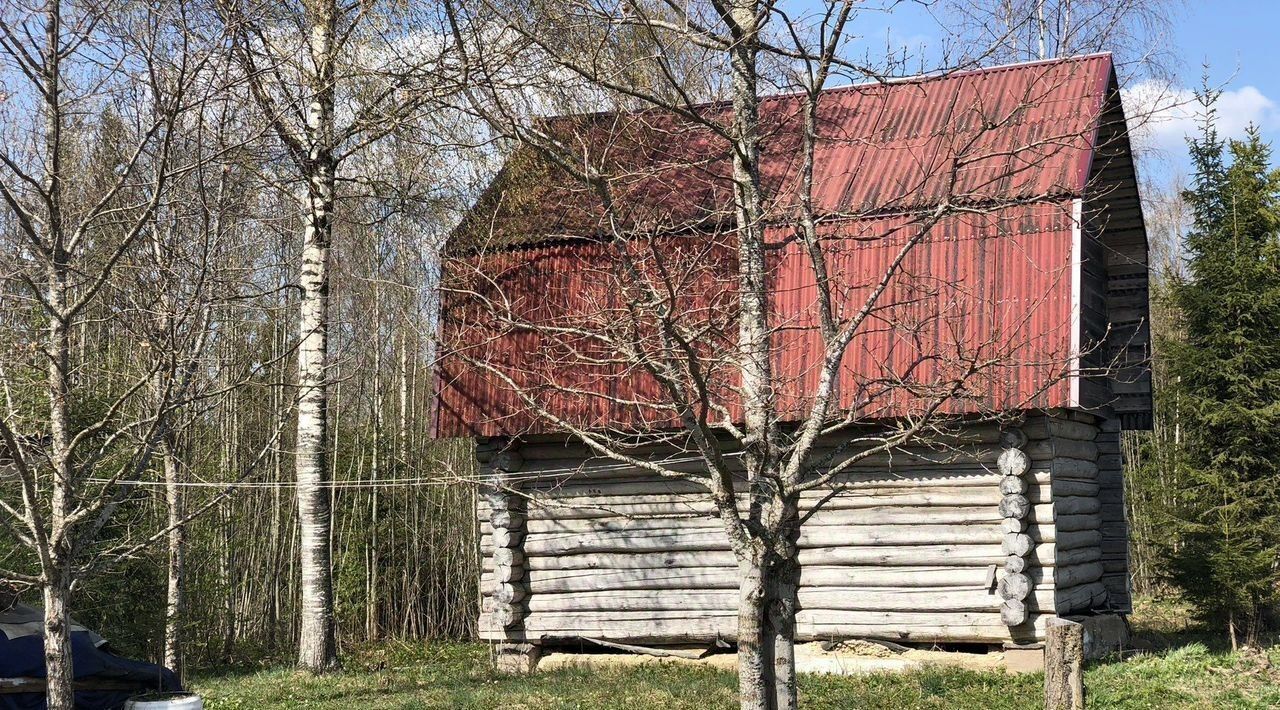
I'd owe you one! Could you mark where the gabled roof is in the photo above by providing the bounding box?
[437,54,1151,438]
[453,54,1113,251]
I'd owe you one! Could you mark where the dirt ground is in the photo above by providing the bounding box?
[537,639,1037,676]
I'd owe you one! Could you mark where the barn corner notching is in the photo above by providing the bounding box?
[436,54,1150,653]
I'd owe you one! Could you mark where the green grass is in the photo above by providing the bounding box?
[194,601,1280,709]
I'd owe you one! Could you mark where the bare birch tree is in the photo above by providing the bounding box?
[215,0,464,671]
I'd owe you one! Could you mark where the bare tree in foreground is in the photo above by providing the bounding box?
[442,1,1152,708]
[0,0,233,705]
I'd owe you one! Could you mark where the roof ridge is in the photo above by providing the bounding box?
[538,54,1112,123]
[782,52,1112,99]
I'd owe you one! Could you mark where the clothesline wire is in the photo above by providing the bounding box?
[81,452,736,490]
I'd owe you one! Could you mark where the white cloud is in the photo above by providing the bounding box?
[1123,80,1280,156]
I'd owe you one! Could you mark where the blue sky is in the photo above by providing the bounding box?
[1139,1,1280,175]
[848,1,1280,179]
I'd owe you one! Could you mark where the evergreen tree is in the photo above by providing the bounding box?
[1164,88,1280,647]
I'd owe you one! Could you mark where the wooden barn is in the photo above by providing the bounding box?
[435,54,1150,664]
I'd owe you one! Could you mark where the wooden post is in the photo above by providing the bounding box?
[1045,617,1085,710]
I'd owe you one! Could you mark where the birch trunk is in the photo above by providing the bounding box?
[163,437,185,677]
[368,289,382,641]
[295,0,340,671]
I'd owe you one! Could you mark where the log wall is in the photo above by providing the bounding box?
[476,412,1128,647]
[1096,416,1132,612]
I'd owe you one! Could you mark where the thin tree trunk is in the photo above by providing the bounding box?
[724,2,778,707]
[368,288,382,641]
[42,572,74,710]
[767,505,800,710]
[162,436,185,677]
[220,501,235,661]
[45,271,75,710]
[736,560,769,710]
[40,2,76,704]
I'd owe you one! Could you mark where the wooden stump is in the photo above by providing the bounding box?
[1045,617,1085,709]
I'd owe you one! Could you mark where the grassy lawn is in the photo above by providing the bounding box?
[194,602,1280,709]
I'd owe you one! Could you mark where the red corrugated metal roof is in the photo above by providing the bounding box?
[436,55,1114,437]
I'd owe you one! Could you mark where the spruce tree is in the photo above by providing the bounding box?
[1164,89,1280,647]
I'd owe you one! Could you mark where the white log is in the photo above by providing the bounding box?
[522,523,1021,556]
[1005,554,1027,574]
[493,564,524,584]
[493,603,524,628]
[1001,599,1028,626]
[490,510,526,529]
[492,527,525,549]
[998,449,1031,477]
[494,568,1058,597]
[514,565,1010,593]
[494,583,527,604]
[488,611,1051,644]
[999,494,1030,519]
[512,488,1070,527]
[1003,532,1033,556]
[529,486,1006,511]
[510,474,1083,517]
[998,573,1032,600]
[1000,475,1028,495]
[520,587,1056,614]
[485,491,520,511]
[515,506,1007,534]
[509,541,1087,573]
[1002,517,1028,533]
[493,548,525,567]
[520,567,742,592]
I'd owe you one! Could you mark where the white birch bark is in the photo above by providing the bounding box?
[294,0,340,670]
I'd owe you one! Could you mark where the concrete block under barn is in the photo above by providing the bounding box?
[435,53,1149,667]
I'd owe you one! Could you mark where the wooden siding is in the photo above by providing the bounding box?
[438,205,1078,438]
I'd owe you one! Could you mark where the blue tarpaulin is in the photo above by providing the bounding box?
[0,604,180,710]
